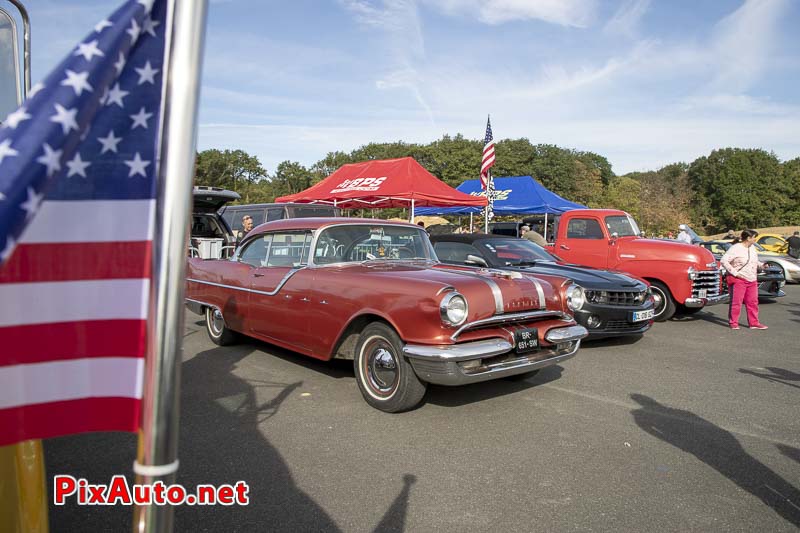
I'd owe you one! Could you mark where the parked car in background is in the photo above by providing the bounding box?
[755,233,789,254]
[191,186,239,259]
[431,234,655,339]
[185,218,588,412]
[549,209,725,321]
[701,241,794,293]
[220,202,341,239]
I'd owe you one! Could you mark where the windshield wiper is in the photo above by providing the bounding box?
[512,260,538,266]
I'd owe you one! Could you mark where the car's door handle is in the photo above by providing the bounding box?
[301,297,310,302]
[560,244,570,250]
[253,273,265,277]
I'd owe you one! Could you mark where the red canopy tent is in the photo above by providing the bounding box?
[275,157,487,220]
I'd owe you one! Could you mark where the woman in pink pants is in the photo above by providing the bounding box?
[720,229,767,330]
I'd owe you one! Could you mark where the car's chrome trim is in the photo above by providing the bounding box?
[450,310,571,341]
[544,325,589,343]
[403,338,514,361]
[684,293,729,308]
[187,267,304,296]
[406,340,581,386]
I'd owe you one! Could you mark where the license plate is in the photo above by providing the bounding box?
[631,309,655,322]
[515,328,539,354]
[698,289,707,298]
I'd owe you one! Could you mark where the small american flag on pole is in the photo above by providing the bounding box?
[0,0,165,446]
[480,115,495,190]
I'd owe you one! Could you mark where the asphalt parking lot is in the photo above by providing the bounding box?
[47,285,800,532]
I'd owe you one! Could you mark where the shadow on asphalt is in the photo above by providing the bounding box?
[423,365,564,407]
[738,367,800,390]
[776,444,800,465]
[237,337,354,380]
[629,394,800,528]
[669,310,730,327]
[47,344,416,531]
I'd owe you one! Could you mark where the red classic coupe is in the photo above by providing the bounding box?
[185,218,588,412]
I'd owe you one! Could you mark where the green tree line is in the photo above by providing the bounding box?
[194,141,800,235]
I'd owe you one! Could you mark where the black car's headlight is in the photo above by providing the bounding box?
[440,292,468,326]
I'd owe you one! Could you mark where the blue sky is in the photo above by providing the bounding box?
[27,0,800,175]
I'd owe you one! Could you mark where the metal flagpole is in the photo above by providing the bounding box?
[133,1,208,531]
[544,212,548,241]
[410,198,415,223]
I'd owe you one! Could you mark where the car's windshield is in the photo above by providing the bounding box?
[605,215,640,237]
[477,238,558,266]
[313,224,434,264]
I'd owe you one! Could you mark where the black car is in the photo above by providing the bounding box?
[191,186,240,259]
[431,234,655,339]
[699,241,786,300]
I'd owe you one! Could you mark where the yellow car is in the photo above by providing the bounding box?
[756,233,789,253]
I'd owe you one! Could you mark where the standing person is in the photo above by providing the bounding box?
[237,215,254,243]
[676,224,692,244]
[520,224,547,246]
[720,229,767,330]
[787,231,800,259]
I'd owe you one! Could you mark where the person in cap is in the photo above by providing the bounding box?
[676,224,692,244]
[520,224,547,247]
[787,231,800,259]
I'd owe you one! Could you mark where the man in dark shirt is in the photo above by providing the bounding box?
[787,231,800,259]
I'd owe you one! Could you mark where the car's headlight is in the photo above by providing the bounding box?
[440,292,468,326]
[687,266,698,280]
[565,284,585,311]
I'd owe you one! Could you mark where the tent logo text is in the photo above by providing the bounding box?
[471,189,511,201]
[332,176,388,193]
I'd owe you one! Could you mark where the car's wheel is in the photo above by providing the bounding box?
[205,307,237,346]
[765,262,787,281]
[649,281,676,321]
[354,322,427,413]
[503,369,541,381]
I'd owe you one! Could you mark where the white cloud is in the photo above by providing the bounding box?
[709,0,790,92]
[427,0,596,27]
[604,0,650,37]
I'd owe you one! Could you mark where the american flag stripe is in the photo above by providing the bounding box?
[0,279,149,326]
[0,242,152,283]
[0,397,142,445]
[1,320,146,364]
[0,357,144,409]
[17,199,155,243]
[0,0,165,445]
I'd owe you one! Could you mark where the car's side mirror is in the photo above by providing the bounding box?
[609,232,618,243]
[465,254,488,267]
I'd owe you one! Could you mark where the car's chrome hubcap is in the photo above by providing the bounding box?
[209,308,224,335]
[365,342,399,396]
[651,288,665,317]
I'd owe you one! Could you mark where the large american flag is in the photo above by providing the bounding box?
[0,0,165,446]
[479,115,495,190]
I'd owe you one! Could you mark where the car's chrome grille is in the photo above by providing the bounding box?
[692,269,722,297]
[585,290,647,306]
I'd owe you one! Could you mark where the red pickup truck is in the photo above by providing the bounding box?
[551,209,726,321]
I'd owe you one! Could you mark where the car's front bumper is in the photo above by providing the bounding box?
[684,293,729,308]
[403,325,588,386]
[573,302,654,338]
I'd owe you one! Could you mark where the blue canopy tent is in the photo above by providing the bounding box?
[415,176,586,238]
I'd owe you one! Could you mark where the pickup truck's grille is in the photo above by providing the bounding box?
[585,290,647,306]
[692,270,722,298]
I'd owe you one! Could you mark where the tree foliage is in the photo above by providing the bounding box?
[194,142,798,232]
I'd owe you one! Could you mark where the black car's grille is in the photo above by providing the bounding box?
[585,290,647,306]
[692,270,722,298]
